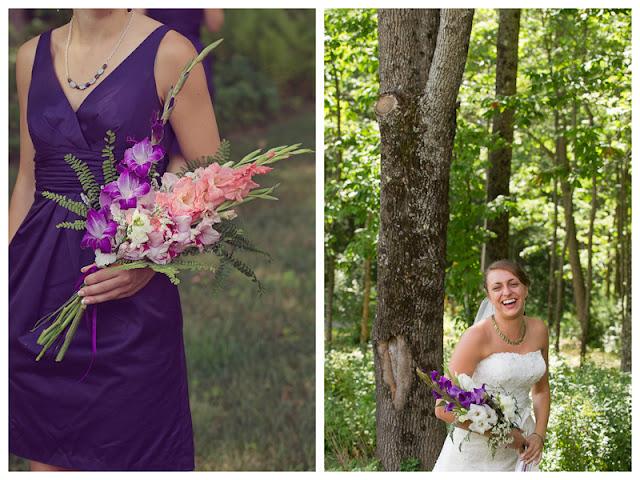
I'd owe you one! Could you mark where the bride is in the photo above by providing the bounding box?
[432,259,550,471]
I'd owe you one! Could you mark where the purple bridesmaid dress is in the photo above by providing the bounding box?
[9,25,195,471]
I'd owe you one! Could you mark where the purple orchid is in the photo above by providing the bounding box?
[150,111,165,145]
[471,386,487,405]
[432,390,442,400]
[430,370,439,382]
[456,391,474,409]
[445,402,455,412]
[80,208,117,253]
[100,168,151,210]
[120,137,164,177]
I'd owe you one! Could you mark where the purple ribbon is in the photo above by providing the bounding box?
[75,265,99,383]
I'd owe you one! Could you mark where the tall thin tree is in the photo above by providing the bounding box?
[373,8,474,470]
[483,9,521,267]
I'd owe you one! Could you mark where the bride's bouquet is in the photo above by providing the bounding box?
[29,39,310,372]
[417,368,523,458]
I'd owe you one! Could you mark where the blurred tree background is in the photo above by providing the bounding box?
[324,8,630,472]
[8,9,315,471]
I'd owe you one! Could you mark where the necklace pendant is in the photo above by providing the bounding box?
[68,79,77,89]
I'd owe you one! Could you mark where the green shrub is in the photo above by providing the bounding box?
[540,360,631,471]
[214,54,280,131]
[325,348,376,470]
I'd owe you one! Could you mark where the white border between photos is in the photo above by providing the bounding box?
[1,0,638,478]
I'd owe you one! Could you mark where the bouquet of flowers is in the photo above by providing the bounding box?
[30,39,311,370]
[416,368,522,457]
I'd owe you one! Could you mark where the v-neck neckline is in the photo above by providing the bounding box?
[46,25,164,115]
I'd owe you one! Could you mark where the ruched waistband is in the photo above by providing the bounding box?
[34,146,125,193]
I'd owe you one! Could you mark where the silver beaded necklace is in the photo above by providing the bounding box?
[65,10,135,91]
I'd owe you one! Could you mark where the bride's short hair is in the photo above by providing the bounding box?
[483,259,530,290]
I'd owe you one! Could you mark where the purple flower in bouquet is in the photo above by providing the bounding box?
[100,168,151,210]
[120,137,164,177]
[456,390,474,409]
[80,207,117,253]
[471,386,487,405]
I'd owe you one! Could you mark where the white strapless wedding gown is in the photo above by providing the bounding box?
[432,350,547,471]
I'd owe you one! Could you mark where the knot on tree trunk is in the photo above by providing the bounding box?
[377,335,413,411]
[375,94,399,116]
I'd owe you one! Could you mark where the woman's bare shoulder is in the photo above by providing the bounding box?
[156,29,197,66]
[15,35,41,93]
[527,316,549,347]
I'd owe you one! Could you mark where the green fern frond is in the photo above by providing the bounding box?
[101,130,118,184]
[42,191,88,217]
[56,220,87,231]
[64,154,100,207]
[177,139,232,177]
[216,247,261,289]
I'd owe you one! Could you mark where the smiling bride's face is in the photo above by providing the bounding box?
[486,269,528,320]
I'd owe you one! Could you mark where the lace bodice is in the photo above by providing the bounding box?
[433,350,547,471]
[473,350,546,426]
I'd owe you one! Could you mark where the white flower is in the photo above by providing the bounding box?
[95,250,117,267]
[465,403,488,423]
[469,418,490,434]
[484,405,498,427]
[497,393,518,423]
[457,373,479,391]
[127,209,153,248]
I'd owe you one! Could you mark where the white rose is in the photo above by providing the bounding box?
[466,403,488,423]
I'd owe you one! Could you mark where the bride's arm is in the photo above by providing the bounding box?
[522,320,550,464]
[434,325,527,451]
[434,324,485,424]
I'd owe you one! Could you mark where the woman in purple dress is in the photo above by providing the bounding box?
[9,9,220,471]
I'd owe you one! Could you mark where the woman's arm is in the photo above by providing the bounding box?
[522,320,550,464]
[434,325,528,451]
[9,37,38,243]
[80,30,221,304]
[155,30,221,173]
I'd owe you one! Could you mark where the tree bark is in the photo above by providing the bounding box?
[484,9,521,266]
[374,8,474,471]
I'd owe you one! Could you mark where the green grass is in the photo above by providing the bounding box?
[9,107,315,471]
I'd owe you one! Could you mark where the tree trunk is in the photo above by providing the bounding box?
[484,9,521,266]
[547,174,559,327]
[374,8,474,471]
[554,236,568,354]
[585,175,597,337]
[556,135,588,364]
[620,152,631,372]
[325,254,335,345]
[324,58,343,347]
